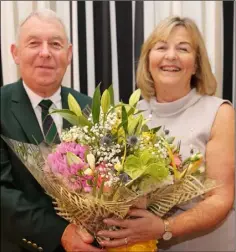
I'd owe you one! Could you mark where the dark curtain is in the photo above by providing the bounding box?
[222,1,234,102]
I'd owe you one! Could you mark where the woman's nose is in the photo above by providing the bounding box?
[165,49,177,60]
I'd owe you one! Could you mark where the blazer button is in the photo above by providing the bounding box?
[22,238,27,242]
[27,241,32,245]
[32,243,38,248]
[38,247,43,251]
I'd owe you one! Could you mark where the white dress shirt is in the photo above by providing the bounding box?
[23,82,63,136]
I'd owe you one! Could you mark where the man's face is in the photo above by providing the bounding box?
[11,16,72,96]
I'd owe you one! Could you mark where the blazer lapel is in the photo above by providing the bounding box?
[11,80,44,144]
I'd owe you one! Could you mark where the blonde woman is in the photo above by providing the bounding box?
[98,16,235,252]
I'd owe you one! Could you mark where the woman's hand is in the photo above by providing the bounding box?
[97,209,164,248]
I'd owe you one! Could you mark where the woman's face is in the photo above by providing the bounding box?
[149,26,196,93]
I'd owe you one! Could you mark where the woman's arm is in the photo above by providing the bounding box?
[168,103,235,237]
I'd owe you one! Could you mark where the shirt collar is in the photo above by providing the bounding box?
[23,81,61,109]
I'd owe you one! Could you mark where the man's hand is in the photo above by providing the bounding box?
[61,223,104,252]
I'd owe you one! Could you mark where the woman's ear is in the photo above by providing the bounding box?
[11,44,20,65]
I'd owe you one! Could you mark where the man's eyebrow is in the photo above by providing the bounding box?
[50,36,65,41]
[25,35,65,42]
[25,35,39,41]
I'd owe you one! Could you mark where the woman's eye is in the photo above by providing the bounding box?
[179,48,188,52]
[157,46,166,50]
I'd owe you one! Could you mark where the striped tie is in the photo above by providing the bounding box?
[38,100,60,144]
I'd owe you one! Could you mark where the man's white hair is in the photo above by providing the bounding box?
[16,8,69,43]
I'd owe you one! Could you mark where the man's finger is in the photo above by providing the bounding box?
[76,226,94,243]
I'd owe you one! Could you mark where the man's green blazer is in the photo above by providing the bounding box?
[0,79,92,252]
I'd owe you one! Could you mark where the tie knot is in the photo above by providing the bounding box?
[39,99,53,111]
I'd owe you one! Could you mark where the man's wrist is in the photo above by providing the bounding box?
[61,223,76,249]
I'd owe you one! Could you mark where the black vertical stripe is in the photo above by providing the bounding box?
[116,1,133,103]
[93,1,112,92]
[69,1,74,89]
[134,2,144,80]
[77,1,88,95]
[223,1,234,102]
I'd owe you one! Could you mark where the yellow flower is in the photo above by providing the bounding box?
[114,163,123,172]
[108,240,157,252]
[141,132,155,145]
[111,118,121,135]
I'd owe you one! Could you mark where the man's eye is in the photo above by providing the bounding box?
[51,42,62,48]
[29,41,39,47]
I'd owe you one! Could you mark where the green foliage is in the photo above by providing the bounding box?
[124,150,169,189]
[68,93,82,116]
[92,84,101,124]
[129,89,141,107]
[50,109,91,127]
[121,105,128,134]
[108,85,114,106]
[101,89,111,115]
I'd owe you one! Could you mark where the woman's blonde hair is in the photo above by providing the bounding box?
[136,16,217,100]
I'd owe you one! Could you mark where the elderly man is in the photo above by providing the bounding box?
[1,9,102,252]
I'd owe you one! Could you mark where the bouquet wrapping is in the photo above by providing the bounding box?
[2,86,216,251]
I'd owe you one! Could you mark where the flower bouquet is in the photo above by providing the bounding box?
[2,85,215,251]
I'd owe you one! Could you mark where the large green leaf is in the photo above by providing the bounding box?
[124,150,169,183]
[68,93,82,116]
[145,162,169,180]
[51,109,91,127]
[140,150,152,166]
[141,124,149,132]
[108,85,114,106]
[121,105,128,134]
[123,155,144,179]
[135,116,144,135]
[92,84,101,124]
[127,116,140,135]
[151,126,162,133]
[77,115,92,127]
[101,89,111,115]
[127,106,135,117]
[127,115,143,136]
[129,89,141,107]
[51,109,80,125]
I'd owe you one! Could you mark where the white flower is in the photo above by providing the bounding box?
[199,166,205,173]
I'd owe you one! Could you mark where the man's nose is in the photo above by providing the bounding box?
[39,42,51,58]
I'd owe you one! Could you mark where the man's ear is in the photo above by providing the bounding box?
[11,44,20,65]
[67,44,73,64]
